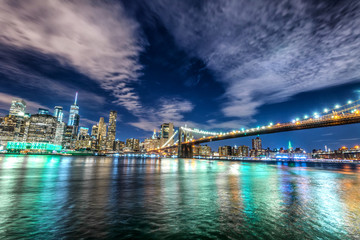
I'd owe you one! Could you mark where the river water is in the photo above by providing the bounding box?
[0,155,360,239]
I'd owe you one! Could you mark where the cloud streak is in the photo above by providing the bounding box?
[0,0,144,113]
[147,0,360,118]
[129,98,194,131]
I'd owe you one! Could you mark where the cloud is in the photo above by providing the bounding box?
[0,54,105,108]
[146,0,360,118]
[0,92,47,114]
[339,138,360,141]
[322,133,334,136]
[129,98,194,131]
[0,0,144,113]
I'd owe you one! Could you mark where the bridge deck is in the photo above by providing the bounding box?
[161,112,360,150]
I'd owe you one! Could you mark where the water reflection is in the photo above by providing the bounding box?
[0,156,360,239]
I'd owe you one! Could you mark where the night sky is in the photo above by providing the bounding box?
[1,0,360,151]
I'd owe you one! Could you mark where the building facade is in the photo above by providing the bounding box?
[160,122,174,147]
[106,110,117,151]
[9,98,26,117]
[25,114,57,143]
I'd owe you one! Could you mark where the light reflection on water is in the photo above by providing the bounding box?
[0,155,360,239]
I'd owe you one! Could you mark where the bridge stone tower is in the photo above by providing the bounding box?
[178,127,194,158]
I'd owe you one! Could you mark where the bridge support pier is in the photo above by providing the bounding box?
[178,144,193,158]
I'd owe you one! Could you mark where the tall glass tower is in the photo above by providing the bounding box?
[54,106,63,122]
[106,110,117,150]
[9,98,26,117]
[68,92,79,126]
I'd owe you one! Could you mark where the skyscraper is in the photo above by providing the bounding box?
[54,106,63,122]
[97,117,107,151]
[252,137,262,150]
[54,122,66,146]
[9,98,26,117]
[73,114,80,135]
[98,117,107,139]
[68,92,79,126]
[160,123,174,147]
[91,124,98,137]
[106,110,117,150]
[38,108,49,115]
[126,138,140,152]
[152,129,157,139]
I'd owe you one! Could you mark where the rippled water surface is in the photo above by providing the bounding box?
[1,155,360,239]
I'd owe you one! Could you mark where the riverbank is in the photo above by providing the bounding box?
[1,153,360,164]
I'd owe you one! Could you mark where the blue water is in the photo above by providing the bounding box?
[0,155,360,239]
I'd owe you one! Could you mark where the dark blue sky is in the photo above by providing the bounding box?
[1,0,360,151]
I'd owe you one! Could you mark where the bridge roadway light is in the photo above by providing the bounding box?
[335,104,340,109]
[348,100,353,104]
[304,115,309,119]
[323,108,329,113]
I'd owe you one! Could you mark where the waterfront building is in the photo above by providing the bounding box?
[25,114,57,143]
[38,108,49,115]
[68,92,79,126]
[75,127,91,150]
[0,115,17,147]
[106,111,117,151]
[9,98,26,117]
[233,145,249,157]
[53,106,63,122]
[54,122,66,146]
[126,138,140,152]
[252,137,262,150]
[160,122,174,147]
[194,145,212,156]
[115,140,125,152]
[219,145,232,156]
[63,125,75,149]
[143,138,160,151]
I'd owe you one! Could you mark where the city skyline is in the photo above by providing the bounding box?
[1,1,360,151]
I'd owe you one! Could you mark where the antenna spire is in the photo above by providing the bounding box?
[74,92,78,105]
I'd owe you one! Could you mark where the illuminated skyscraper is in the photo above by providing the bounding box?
[68,92,79,126]
[91,125,98,137]
[98,117,107,139]
[252,137,262,150]
[78,127,89,137]
[54,106,63,122]
[126,138,140,152]
[54,122,66,146]
[106,110,117,150]
[152,129,157,139]
[97,117,107,150]
[160,122,174,147]
[73,114,80,135]
[38,108,49,115]
[9,98,26,117]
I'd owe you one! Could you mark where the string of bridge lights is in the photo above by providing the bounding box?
[290,99,359,123]
[180,99,360,137]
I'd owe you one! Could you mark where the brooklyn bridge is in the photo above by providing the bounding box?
[150,100,360,158]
